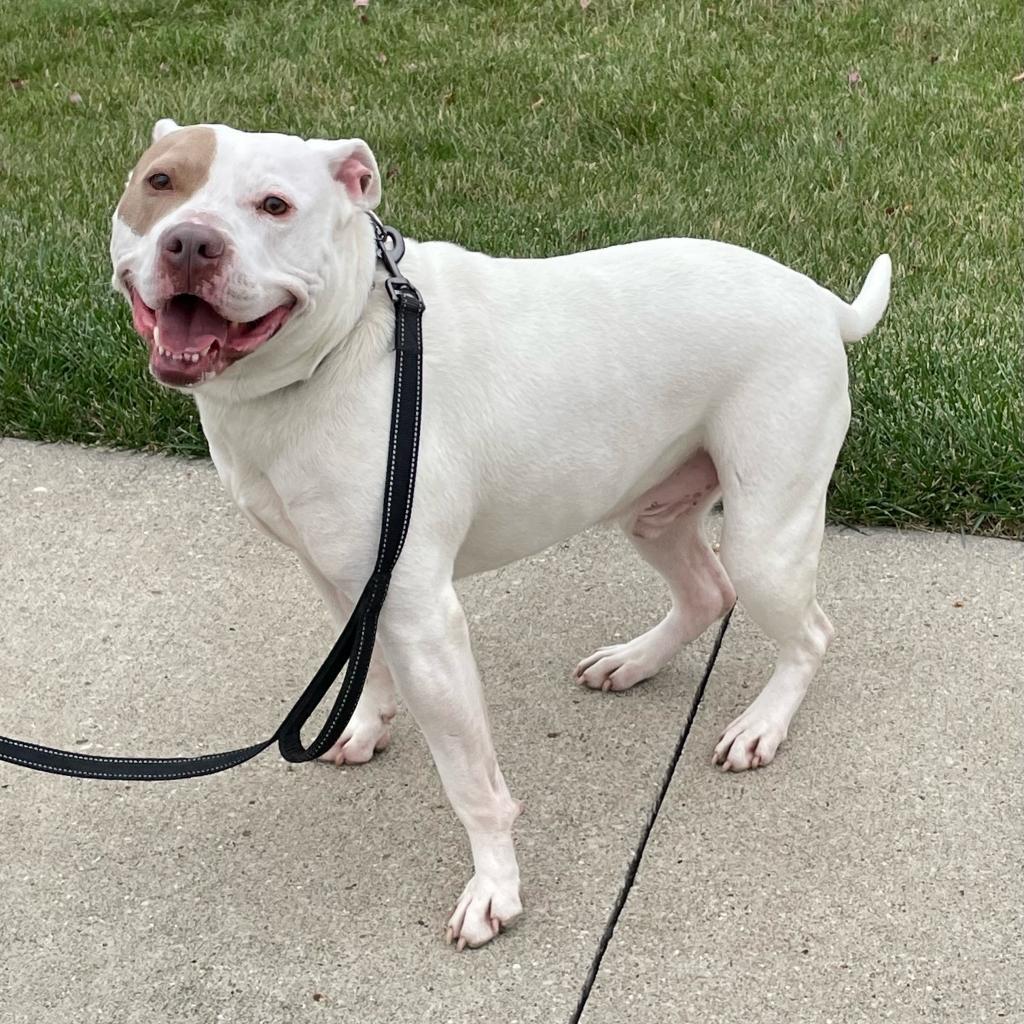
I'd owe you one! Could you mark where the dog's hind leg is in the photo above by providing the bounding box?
[707,373,850,772]
[574,449,736,692]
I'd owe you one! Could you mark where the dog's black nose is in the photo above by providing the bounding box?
[160,223,226,265]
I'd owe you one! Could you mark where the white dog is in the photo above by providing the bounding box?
[110,120,891,949]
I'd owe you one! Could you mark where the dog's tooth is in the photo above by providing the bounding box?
[153,326,160,344]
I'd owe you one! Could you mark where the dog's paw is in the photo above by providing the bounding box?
[574,632,674,692]
[574,643,650,691]
[445,874,522,951]
[712,705,787,771]
[320,706,395,766]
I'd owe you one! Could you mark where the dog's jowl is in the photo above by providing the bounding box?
[110,120,891,949]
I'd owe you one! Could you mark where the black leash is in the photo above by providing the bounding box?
[0,216,424,782]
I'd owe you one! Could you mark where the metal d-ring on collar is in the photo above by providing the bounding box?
[0,218,425,782]
[369,212,413,304]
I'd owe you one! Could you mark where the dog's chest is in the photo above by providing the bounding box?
[209,439,304,552]
[194,396,306,553]
[196,387,387,584]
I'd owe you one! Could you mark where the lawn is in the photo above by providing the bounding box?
[1,0,1020,535]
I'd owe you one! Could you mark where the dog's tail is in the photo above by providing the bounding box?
[835,253,892,344]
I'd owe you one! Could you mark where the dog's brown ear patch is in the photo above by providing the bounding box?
[116,125,216,236]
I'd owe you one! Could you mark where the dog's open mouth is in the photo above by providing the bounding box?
[131,290,295,386]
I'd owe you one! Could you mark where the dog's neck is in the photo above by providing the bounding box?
[193,212,387,406]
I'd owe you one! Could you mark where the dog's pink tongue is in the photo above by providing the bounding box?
[156,296,230,352]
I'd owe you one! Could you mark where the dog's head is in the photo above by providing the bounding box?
[110,120,381,392]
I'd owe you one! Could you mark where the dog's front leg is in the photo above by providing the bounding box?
[378,580,523,950]
[297,555,397,765]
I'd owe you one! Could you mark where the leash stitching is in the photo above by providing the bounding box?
[317,586,379,753]
[0,749,259,781]
[397,317,422,553]
[0,735,245,766]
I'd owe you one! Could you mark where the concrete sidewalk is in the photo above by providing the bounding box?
[580,530,1023,1023]
[1,437,1020,1023]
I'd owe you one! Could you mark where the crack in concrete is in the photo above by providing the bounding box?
[568,608,734,1024]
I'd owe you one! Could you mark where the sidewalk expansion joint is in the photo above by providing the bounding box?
[567,607,734,1024]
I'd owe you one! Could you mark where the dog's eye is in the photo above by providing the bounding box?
[148,172,172,191]
[261,195,290,216]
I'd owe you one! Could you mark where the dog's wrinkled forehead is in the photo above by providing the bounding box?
[117,126,217,236]
[115,123,381,245]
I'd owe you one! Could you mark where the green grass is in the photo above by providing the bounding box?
[1,0,1021,535]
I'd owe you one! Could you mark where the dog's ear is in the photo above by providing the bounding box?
[151,118,181,144]
[309,138,381,210]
